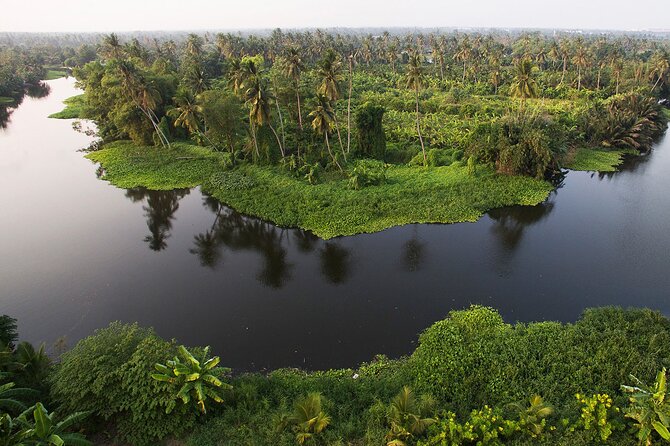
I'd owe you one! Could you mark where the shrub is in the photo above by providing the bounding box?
[356,103,386,160]
[49,322,197,446]
[348,159,386,190]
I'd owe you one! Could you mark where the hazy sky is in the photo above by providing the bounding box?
[0,0,667,33]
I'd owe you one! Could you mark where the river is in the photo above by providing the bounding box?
[1,77,669,371]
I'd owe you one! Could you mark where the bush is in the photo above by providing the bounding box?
[410,306,670,415]
[48,322,197,446]
[348,159,386,190]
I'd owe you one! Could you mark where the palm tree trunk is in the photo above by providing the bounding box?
[272,85,286,151]
[295,80,303,130]
[577,66,582,91]
[561,57,567,84]
[250,122,260,160]
[597,67,602,90]
[651,75,663,92]
[269,124,285,158]
[347,56,353,154]
[415,87,426,166]
[462,60,467,82]
[325,132,342,171]
[333,114,346,161]
[439,57,444,82]
[616,71,620,95]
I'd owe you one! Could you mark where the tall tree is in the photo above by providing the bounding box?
[309,95,342,171]
[405,52,427,166]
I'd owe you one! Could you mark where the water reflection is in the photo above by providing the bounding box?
[0,106,13,129]
[320,242,351,284]
[25,82,51,99]
[488,202,555,251]
[402,225,425,272]
[125,188,190,251]
[190,196,294,288]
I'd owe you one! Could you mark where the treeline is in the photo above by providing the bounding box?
[4,306,670,445]
[70,30,670,181]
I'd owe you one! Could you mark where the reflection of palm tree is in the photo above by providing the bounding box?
[403,225,424,272]
[189,196,293,287]
[125,188,189,252]
[191,231,221,268]
[0,106,13,129]
[320,242,351,284]
[292,230,318,253]
[488,203,555,251]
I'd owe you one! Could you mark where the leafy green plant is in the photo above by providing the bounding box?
[509,394,553,438]
[0,382,38,414]
[0,412,31,446]
[152,345,231,414]
[348,160,386,190]
[277,392,331,445]
[19,403,91,446]
[572,393,620,442]
[622,368,670,445]
[49,322,198,446]
[386,386,436,446]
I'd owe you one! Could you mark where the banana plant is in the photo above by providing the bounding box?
[20,402,91,446]
[152,345,231,414]
[0,413,31,446]
[0,383,38,414]
[622,368,670,445]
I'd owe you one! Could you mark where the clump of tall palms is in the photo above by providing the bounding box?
[510,58,539,105]
[600,93,667,151]
[309,95,342,171]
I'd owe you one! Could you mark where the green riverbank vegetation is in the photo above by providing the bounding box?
[48,94,85,119]
[4,306,670,445]
[68,31,668,236]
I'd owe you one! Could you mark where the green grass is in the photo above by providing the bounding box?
[565,147,635,172]
[44,69,67,80]
[0,96,14,105]
[48,94,85,119]
[87,141,553,239]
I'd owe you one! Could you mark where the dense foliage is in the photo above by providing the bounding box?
[6,305,670,445]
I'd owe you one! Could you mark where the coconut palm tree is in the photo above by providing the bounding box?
[405,52,427,165]
[317,49,346,158]
[572,44,589,90]
[453,37,472,82]
[510,59,539,106]
[309,95,342,171]
[386,386,436,446]
[168,91,201,135]
[116,60,170,148]
[649,51,670,92]
[283,47,305,130]
[100,33,124,61]
[244,74,285,159]
[280,393,330,445]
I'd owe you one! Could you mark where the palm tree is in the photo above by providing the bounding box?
[346,50,358,154]
[116,60,170,148]
[405,53,427,166]
[100,33,124,61]
[649,51,670,92]
[280,393,330,445]
[283,47,305,130]
[386,386,436,446]
[453,37,472,82]
[245,74,285,159]
[317,49,346,159]
[572,44,589,91]
[168,91,201,135]
[309,95,342,171]
[510,59,539,106]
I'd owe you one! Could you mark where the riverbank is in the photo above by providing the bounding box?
[48,93,84,119]
[564,147,635,172]
[86,141,553,239]
[37,305,670,446]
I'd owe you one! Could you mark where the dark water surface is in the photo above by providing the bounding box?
[1,78,669,371]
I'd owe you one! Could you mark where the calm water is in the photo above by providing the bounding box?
[1,78,669,371]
